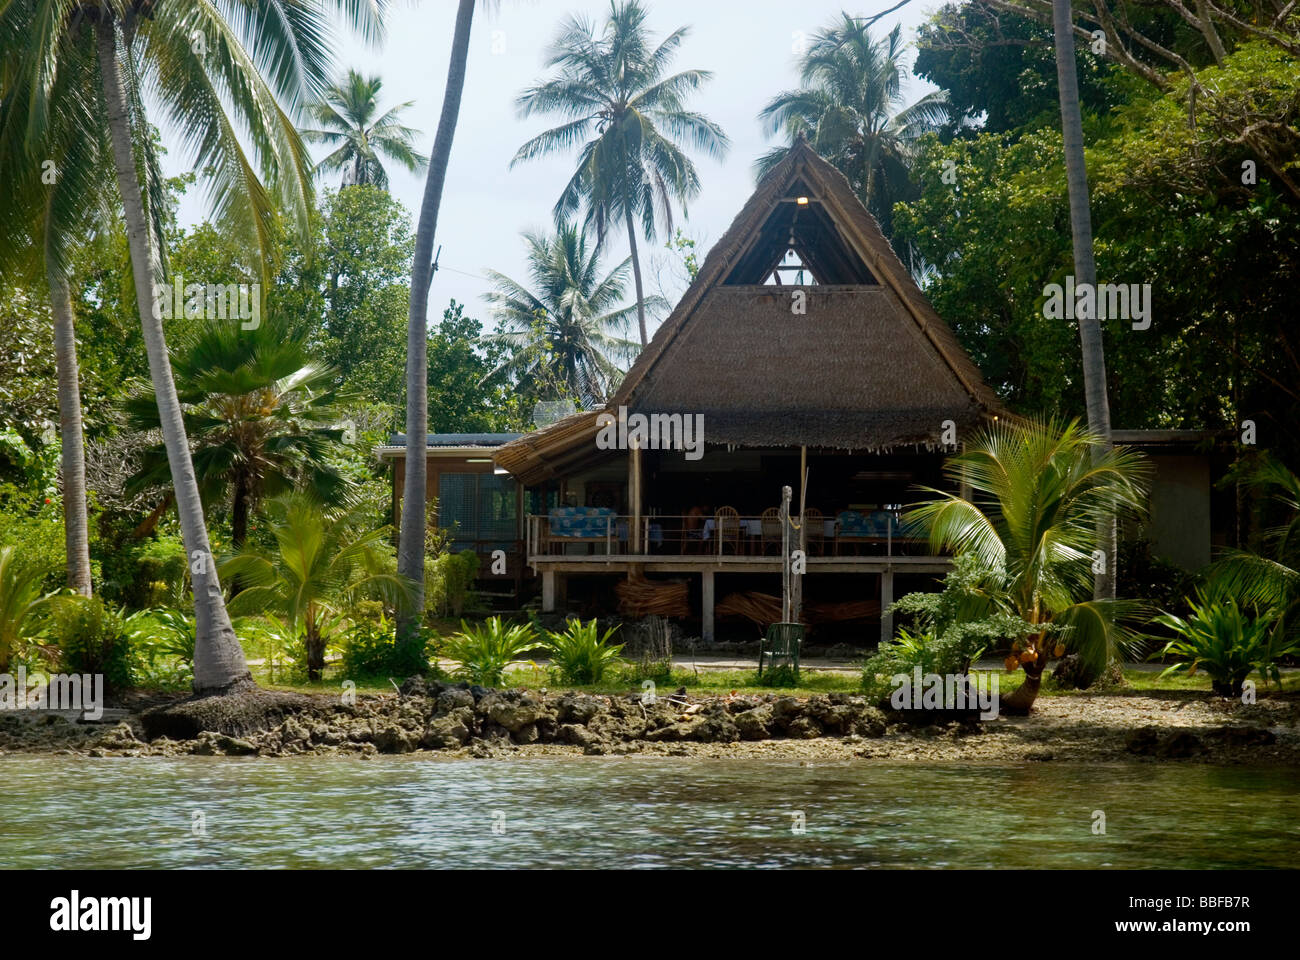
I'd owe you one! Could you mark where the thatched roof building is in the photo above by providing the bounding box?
[496,137,1006,485]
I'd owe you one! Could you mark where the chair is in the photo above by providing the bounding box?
[799,508,824,556]
[759,507,783,555]
[680,508,707,554]
[714,506,742,556]
[759,622,803,677]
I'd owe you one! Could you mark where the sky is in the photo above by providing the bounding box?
[171,0,940,336]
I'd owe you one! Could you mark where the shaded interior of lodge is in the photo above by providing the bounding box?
[379,139,1230,647]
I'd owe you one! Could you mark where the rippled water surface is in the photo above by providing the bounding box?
[1,757,1296,869]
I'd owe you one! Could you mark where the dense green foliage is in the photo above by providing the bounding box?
[443,616,540,687]
[544,618,624,685]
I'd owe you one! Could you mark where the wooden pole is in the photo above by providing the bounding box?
[629,440,642,554]
[781,485,792,622]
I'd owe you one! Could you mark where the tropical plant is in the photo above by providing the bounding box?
[0,0,384,693]
[907,417,1150,712]
[51,594,132,694]
[125,608,195,688]
[880,552,1040,677]
[756,18,950,239]
[0,545,53,671]
[302,69,426,189]
[1211,454,1300,649]
[1151,589,1293,696]
[513,0,730,347]
[442,616,539,687]
[399,0,478,649]
[222,495,414,681]
[123,316,353,548]
[341,615,433,680]
[426,549,481,620]
[544,618,623,685]
[482,223,647,406]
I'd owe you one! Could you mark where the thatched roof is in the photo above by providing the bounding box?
[495,138,1007,485]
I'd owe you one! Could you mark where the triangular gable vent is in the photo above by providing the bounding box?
[723,178,876,285]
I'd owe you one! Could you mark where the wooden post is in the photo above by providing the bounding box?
[629,440,642,554]
[702,568,715,643]
[880,567,894,645]
[542,568,556,612]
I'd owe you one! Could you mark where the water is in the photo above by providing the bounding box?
[1,757,1296,869]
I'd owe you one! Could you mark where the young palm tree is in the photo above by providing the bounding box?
[1052,0,1117,602]
[123,317,353,550]
[223,495,413,681]
[512,0,729,348]
[399,0,477,646]
[482,223,647,407]
[907,418,1150,713]
[2,0,381,693]
[756,17,949,238]
[302,69,427,189]
[1212,455,1300,648]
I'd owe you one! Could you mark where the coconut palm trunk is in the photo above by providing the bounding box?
[48,272,92,596]
[624,207,648,347]
[96,19,249,692]
[1052,0,1117,602]
[397,0,477,639]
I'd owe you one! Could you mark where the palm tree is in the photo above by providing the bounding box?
[223,495,413,682]
[1052,0,1116,602]
[908,418,1150,713]
[1212,454,1300,648]
[398,0,478,647]
[756,17,949,238]
[512,0,729,348]
[123,317,353,550]
[482,222,647,407]
[2,0,381,693]
[302,69,427,189]
[0,50,113,598]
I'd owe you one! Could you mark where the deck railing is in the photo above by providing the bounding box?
[525,513,926,559]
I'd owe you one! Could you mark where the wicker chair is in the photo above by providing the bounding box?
[800,508,824,556]
[759,507,783,555]
[714,506,742,556]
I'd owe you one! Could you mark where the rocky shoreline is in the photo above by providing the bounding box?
[1,677,1297,764]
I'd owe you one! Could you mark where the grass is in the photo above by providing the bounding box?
[240,658,1299,701]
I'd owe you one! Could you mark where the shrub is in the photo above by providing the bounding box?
[1152,589,1294,696]
[100,535,188,609]
[52,595,133,694]
[342,617,433,679]
[443,616,538,687]
[544,618,623,685]
[0,483,67,593]
[426,550,481,620]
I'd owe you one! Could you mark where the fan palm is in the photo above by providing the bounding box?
[757,17,949,238]
[907,418,1150,713]
[124,316,353,550]
[482,222,648,407]
[223,494,414,681]
[0,0,383,693]
[512,0,729,348]
[302,69,426,189]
